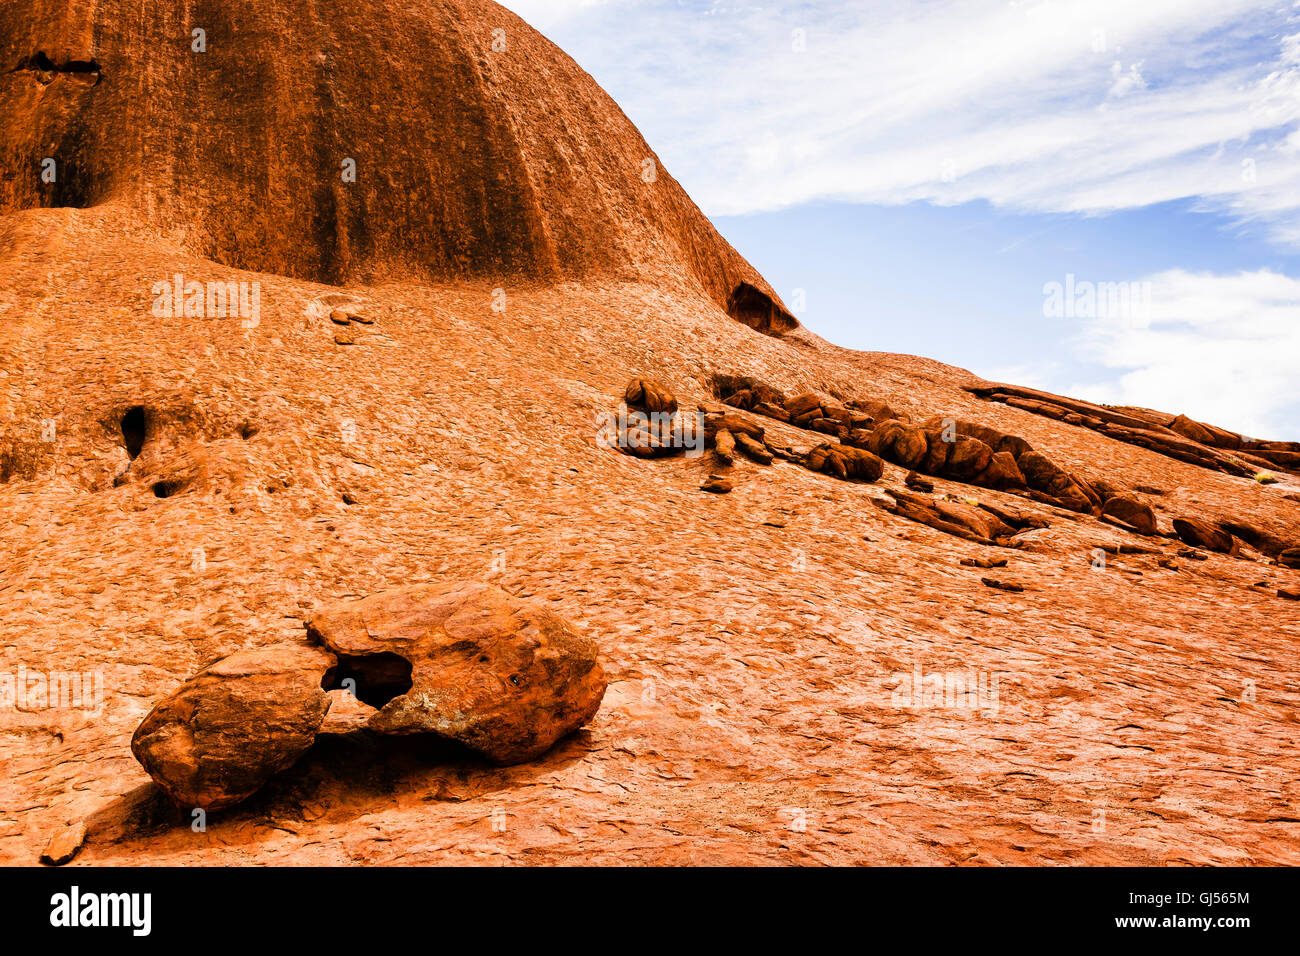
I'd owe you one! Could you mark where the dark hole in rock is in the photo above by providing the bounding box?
[238,423,258,440]
[152,479,182,499]
[324,653,414,710]
[26,52,101,76]
[121,406,147,459]
[726,282,799,337]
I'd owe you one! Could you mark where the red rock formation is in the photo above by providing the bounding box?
[0,0,794,329]
[3,0,1299,869]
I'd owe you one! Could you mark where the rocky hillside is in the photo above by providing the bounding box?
[2,0,1298,866]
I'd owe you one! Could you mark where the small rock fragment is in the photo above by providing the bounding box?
[981,578,1024,593]
[40,822,87,866]
[701,476,733,494]
[962,557,1007,569]
[905,472,934,493]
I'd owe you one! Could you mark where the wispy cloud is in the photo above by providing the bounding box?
[504,0,1300,244]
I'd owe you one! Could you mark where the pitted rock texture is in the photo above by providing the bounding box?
[307,583,607,764]
[130,646,336,810]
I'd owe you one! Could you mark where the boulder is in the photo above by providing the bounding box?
[805,443,884,483]
[976,451,1026,490]
[1101,496,1158,536]
[784,392,824,419]
[867,420,929,470]
[1169,414,1241,450]
[624,377,678,416]
[705,413,764,442]
[131,645,336,810]
[878,490,1012,545]
[307,583,607,764]
[1015,452,1095,512]
[734,432,774,465]
[945,436,994,482]
[1172,518,1239,555]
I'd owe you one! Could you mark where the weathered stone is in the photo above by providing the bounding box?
[713,428,736,463]
[40,823,87,866]
[131,646,336,810]
[1173,518,1239,555]
[1101,496,1158,536]
[734,431,773,465]
[805,443,883,483]
[624,377,678,416]
[867,420,929,470]
[307,583,607,764]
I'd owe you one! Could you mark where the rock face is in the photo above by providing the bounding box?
[0,0,794,331]
[130,646,336,810]
[307,583,607,764]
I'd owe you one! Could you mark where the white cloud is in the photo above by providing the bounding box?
[1108,61,1147,99]
[529,1,1300,243]
[1070,269,1300,438]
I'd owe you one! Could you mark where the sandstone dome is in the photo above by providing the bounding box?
[0,0,796,332]
[2,0,1299,869]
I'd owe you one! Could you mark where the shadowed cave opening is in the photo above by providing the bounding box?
[726,282,799,337]
[323,653,414,710]
[121,406,147,459]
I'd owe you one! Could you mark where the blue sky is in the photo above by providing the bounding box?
[501,0,1300,440]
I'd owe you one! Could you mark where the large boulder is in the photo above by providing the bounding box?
[867,420,930,471]
[1172,518,1239,555]
[624,377,678,416]
[977,451,1027,490]
[131,646,336,810]
[805,443,884,482]
[307,583,607,764]
[1015,452,1096,512]
[1101,496,1158,536]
